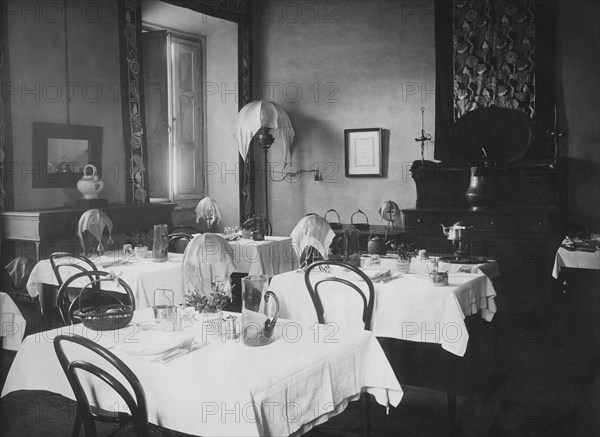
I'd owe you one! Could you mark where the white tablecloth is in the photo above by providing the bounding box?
[1,310,403,437]
[268,258,497,357]
[0,292,27,351]
[552,247,600,278]
[26,252,186,313]
[26,239,298,315]
[408,256,500,279]
[222,236,298,277]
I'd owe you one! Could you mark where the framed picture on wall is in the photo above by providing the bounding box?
[344,128,383,177]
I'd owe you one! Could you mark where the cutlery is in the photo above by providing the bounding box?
[151,336,195,363]
[159,342,208,364]
[381,273,403,283]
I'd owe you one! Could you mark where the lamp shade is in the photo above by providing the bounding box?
[234,100,295,167]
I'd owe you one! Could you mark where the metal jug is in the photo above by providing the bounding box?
[367,229,388,255]
[332,228,361,267]
[241,275,279,346]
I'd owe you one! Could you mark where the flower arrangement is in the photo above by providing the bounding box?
[128,230,152,248]
[395,242,418,261]
[185,278,231,314]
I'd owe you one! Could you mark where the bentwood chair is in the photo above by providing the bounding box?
[54,333,177,437]
[167,233,194,254]
[50,252,99,286]
[304,260,375,436]
[49,252,100,321]
[56,271,134,326]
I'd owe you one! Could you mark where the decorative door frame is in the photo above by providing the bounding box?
[117,0,253,209]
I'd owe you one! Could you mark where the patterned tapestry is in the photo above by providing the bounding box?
[453,0,535,120]
[120,0,147,203]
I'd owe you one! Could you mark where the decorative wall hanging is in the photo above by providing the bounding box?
[0,18,8,211]
[434,0,557,162]
[453,0,535,120]
[238,18,254,223]
[119,0,148,203]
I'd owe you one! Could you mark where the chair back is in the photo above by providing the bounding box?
[54,333,148,437]
[56,270,134,326]
[50,252,98,286]
[290,215,335,264]
[182,233,236,298]
[167,232,193,253]
[170,225,202,235]
[304,260,375,331]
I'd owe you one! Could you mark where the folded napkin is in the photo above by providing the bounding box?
[365,269,391,281]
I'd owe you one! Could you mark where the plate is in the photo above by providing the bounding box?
[118,331,192,356]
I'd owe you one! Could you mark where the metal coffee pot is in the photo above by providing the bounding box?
[440,221,469,241]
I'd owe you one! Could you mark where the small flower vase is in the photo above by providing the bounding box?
[197,311,222,336]
[397,258,411,274]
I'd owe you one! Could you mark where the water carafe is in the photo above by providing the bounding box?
[152,224,169,262]
[241,275,279,346]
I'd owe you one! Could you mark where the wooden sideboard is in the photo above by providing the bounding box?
[1,203,176,262]
[403,161,567,310]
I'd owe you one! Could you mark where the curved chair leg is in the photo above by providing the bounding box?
[71,408,83,437]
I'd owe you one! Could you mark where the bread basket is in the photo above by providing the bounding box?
[73,272,135,331]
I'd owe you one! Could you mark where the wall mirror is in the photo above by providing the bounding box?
[32,122,103,189]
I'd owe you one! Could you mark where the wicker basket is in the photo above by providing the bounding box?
[351,209,370,230]
[73,275,135,331]
[324,209,342,230]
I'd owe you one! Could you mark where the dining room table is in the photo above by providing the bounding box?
[225,235,298,276]
[25,235,299,315]
[26,250,187,314]
[1,308,403,437]
[0,292,27,351]
[268,256,499,357]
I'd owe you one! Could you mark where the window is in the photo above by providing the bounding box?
[142,30,205,202]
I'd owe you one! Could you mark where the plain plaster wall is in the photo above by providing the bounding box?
[252,0,436,235]
[7,0,124,210]
[206,22,240,229]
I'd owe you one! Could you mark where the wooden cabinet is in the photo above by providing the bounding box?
[403,161,566,310]
[332,224,403,253]
[402,207,565,308]
[1,203,176,262]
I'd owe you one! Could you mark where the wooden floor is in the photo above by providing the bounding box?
[1,289,599,437]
